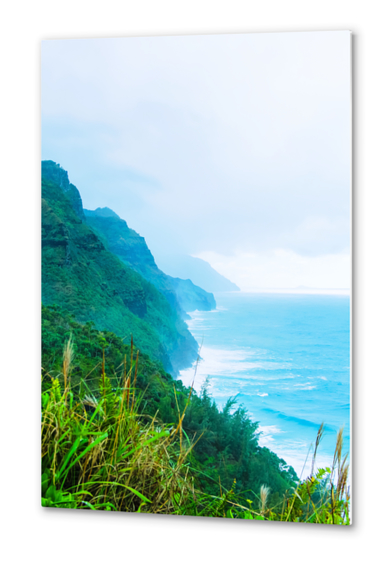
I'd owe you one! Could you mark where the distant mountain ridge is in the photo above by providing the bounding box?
[41,160,198,374]
[84,208,216,315]
[154,254,240,293]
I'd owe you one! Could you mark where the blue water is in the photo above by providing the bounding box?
[179,292,351,477]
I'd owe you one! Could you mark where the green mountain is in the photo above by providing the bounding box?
[168,276,216,312]
[84,207,216,315]
[41,160,198,374]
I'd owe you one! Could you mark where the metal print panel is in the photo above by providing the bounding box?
[41,30,351,523]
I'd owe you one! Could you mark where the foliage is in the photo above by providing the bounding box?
[41,339,350,523]
[42,307,349,520]
[42,370,194,513]
[41,160,198,373]
[41,160,350,523]
[85,209,216,314]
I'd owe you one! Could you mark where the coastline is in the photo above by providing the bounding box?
[179,292,350,478]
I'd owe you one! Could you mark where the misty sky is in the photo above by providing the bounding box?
[42,31,351,291]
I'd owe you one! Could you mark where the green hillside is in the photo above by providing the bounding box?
[41,161,198,373]
[84,207,216,314]
[41,161,350,523]
[42,304,299,510]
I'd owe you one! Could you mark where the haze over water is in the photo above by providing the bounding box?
[179,292,350,477]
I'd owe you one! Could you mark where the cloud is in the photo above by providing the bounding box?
[195,249,350,291]
[42,31,351,287]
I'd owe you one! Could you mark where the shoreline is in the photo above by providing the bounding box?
[180,292,350,480]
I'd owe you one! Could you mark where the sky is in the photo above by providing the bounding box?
[41,31,351,291]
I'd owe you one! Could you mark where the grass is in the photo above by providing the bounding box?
[41,338,350,523]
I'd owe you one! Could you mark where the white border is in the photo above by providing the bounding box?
[2,1,387,560]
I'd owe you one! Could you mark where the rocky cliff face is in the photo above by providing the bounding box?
[42,161,85,220]
[84,208,216,315]
[41,161,198,374]
[168,277,216,312]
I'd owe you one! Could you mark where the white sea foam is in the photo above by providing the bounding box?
[179,292,350,478]
[255,426,333,477]
[267,441,333,478]
[257,425,283,446]
[294,383,317,390]
[179,345,258,390]
[179,343,302,394]
[255,374,299,381]
[293,384,317,391]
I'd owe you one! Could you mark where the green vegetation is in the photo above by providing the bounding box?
[84,207,216,314]
[42,161,198,373]
[41,160,350,523]
[42,306,350,522]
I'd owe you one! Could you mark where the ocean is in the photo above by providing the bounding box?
[179,292,351,477]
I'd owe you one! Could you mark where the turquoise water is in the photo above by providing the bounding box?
[179,292,351,476]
